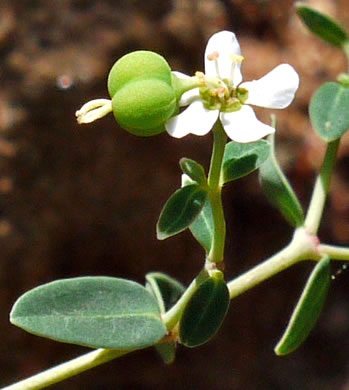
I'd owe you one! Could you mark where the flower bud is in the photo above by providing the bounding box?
[107,51,178,136]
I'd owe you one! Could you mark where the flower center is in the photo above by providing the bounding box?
[197,52,248,112]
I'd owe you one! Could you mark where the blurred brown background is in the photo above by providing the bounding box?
[1,0,349,389]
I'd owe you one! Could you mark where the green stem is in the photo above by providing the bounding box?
[343,41,349,72]
[319,243,349,260]
[207,120,227,263]
[227,227,322,299]
[1,349,129,390]
[2,268,212,390]
[161,268,209,331]
[172,74,201,101]
[304,139,340,235]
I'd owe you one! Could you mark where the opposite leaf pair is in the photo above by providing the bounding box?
[10,271,230,361]
[157,139,272,245]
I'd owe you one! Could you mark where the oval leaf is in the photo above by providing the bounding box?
[190,199,214,253]
[310,82,349,142]
[181,175,214,253]
[259,133,304,227]
[157,184,208,240]
[10,277,167,350]
[222,140,271,183]
[146,272,185,314]
[295,3,348,48]
[145,273,183,364]
[180,158,207,186]
[179,273,230,348]
[275,256,331,356]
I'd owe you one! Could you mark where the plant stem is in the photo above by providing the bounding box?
[2,271,213,390]
[318,243,349,260]
[161,268,209,331]
[304,139,340,235]
[343,41,349,72]
[227,227,322,299]
[207,120,227,263]
[1,349,130,390]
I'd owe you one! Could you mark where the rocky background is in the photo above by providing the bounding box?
[1,0,349,389]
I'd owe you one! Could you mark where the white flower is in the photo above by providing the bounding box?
[165,31,299,143]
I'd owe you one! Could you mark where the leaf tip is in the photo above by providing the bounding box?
[156,229,166,240]
[9,299,21,326]
[274,344,286,356]
[294,1,306,10]
[9,312,16,326]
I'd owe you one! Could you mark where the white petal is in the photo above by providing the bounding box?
[204,31,242,84]
[220,105,275,143]
[241,64,299,109]
[179,88,200,106]
[166,101,219,138]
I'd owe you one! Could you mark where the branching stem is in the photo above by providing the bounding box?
[304,139,340,234]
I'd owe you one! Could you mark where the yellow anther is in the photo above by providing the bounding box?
[195,71,205,78]
[216,87,227,98]
[207,51,219,61]
[230,54,244,64]
[209,87,227,99]
[195,71,206,85]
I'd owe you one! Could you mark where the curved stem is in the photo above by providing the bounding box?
[207,120,227,263]
[1,268,212,390]
[227,227,322,299]
[304,139,340,235]
[1,349,129,390]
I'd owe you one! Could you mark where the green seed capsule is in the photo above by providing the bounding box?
[111,78,177,136]
[108,51,173,98]
[107,51,178,136]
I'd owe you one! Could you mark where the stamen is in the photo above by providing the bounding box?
[230,54,244,64]
[75,99,112,124]
[207,50,221,79]
[215,87,226,98]
[229,54,244,87]
[195,71,206,86]
[207,51,219,61]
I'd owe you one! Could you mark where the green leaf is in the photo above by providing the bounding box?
[145,272,185,314]
[157,184,208,240]
[190,200,214,253]
[145,273,183,365]
[275,256,331,356]
[310,82,349,142]
[179,158,207,186]
[179,272,230,348]
[181,176,214,253]
[222,140,271,183]
[295,3,348,48]
[259,133,304,227]
[155,342,176,365]
[10,277,167,350]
